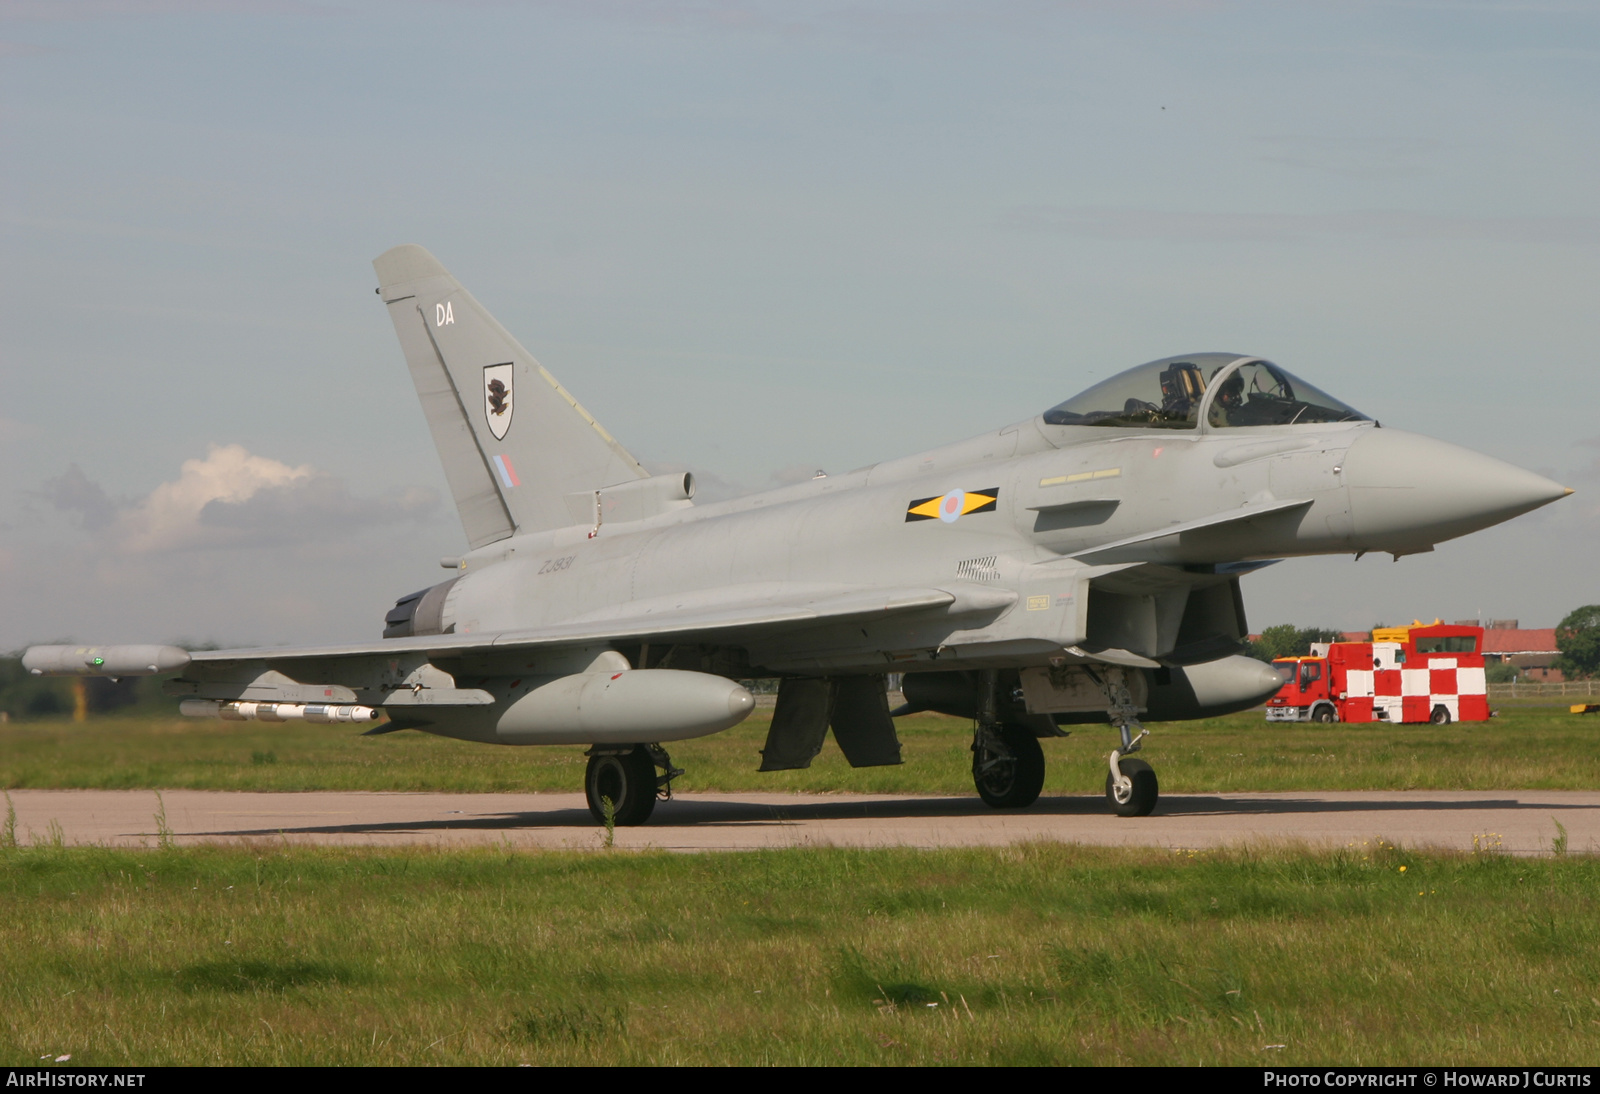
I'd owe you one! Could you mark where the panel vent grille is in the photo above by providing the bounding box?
[956,555,1001,583]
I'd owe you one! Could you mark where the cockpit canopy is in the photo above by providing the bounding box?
[1042,353,1370,430]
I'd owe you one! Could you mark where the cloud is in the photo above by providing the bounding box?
[199,477,439,539]
[38,444,439,554]
[114,444,316,552]
[37,464,119,531]
[1000,206,1600,246]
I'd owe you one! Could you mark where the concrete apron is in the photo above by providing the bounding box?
[5,788,1597,855]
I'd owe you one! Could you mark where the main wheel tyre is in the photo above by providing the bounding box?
[1106,757,1159,817]
[1430,705,1452,725]
[1312,705,1335,724]
[973,722,1046,809]
[585,748,658,826]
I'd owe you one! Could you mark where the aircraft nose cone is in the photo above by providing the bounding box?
[1343,427,1570,552]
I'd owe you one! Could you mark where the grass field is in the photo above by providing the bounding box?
[3,841,1598,1066]
[1,704,1596,795]
[4,707,1597,1067]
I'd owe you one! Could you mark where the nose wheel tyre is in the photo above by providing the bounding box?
[1430,705,1452,725]
[1106,757,1158,817]
[973,722,1047,809]
[585,747,658,826]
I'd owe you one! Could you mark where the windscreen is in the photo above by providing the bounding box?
[1205,360,1370,428]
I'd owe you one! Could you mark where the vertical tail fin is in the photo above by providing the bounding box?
[373,245,646,547]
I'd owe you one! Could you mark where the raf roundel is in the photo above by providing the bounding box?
[939,490,964,522]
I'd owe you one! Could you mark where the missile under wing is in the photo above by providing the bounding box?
[23,246,1572,824]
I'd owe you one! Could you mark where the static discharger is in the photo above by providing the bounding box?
[180,700,381,724]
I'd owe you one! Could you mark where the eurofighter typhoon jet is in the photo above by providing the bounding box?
[24,246,1573,823]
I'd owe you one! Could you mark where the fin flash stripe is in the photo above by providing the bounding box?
[492,453,520,489]
[906,487,999,523]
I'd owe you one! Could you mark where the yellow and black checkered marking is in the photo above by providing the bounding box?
[905,488,1000,522]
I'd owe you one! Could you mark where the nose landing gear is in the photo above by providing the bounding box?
[1097,668,1159,818]
[1107,752,1159,817]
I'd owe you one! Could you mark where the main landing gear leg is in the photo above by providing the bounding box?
[643,743,685,799]
[1097,670,1159,817]
[971,669,1046,809]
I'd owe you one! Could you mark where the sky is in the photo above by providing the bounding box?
[2,0,1597,649]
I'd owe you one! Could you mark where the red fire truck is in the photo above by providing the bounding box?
[1264,621,1489,725]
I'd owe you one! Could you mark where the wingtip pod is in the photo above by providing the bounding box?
[21,644,191,677]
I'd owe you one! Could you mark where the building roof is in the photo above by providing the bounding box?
[1480,628,1559,656]
[1245,628,1561,656]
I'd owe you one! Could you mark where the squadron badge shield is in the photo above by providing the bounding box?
[483,363,514,440]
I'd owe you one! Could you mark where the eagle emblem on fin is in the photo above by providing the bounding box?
[483,363,514,440]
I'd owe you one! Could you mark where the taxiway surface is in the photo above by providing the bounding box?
[6,788,1596,854]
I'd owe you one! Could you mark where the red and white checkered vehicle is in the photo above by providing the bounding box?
[1265,622,1489,725]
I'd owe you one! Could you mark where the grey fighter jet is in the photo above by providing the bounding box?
[24,246,1573,823]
